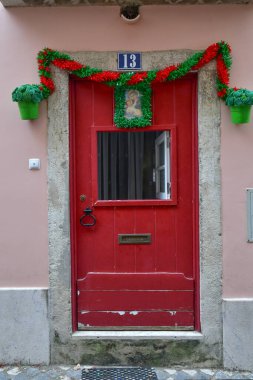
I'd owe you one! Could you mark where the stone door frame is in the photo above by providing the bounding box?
[48,50,222,365]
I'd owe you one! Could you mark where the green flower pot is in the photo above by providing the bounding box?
[229,105,252,124]
[18,101,39,120]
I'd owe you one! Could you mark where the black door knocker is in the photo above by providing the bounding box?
[80,207,96,228]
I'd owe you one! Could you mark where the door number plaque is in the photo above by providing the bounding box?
[118,234,151,245]
[118,52,142,70]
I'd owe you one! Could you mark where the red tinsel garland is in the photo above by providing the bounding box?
[154,66,177,83]
[217,89,227,97]
[52,59,83,71]
[127,72,148,85]
[88,71,121,83]
[40,76,55,92]
[217,54,230,85]
[18,41,235,102]
[192,43,219,70]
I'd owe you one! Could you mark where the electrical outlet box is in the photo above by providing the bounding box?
[29,158,41,170]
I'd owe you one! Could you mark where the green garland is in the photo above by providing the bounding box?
[11,41,253,126]
[114,85,152,128]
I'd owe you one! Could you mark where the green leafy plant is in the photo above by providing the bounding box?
[225,88,253,106]
[12,84,43,103]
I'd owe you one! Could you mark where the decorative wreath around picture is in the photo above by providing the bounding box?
[12,41,253,125]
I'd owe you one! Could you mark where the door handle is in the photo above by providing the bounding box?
[80,207,96,227]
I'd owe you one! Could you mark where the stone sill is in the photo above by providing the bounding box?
[72,331,203,340]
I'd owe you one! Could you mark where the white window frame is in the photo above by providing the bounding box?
[155,131,171,200]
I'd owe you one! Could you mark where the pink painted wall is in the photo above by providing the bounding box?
[0,3,253,295]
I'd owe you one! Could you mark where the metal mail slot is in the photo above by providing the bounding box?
[118,234,151,245]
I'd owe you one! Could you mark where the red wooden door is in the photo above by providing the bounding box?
[70,74,199,330]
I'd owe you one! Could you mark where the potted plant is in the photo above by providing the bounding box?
[225,88,253,124]
[12,84,44,120]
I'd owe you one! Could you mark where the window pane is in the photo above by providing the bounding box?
[158,142,165,166]
[97,131,170,200]
[159,169,165,193]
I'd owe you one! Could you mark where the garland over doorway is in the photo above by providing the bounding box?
[12,41,253,125]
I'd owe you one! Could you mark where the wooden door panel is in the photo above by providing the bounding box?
[71,75,198,329]
[152,82,175,125]
[155,208,177,272]
[78,311,194,328]
[176,211,194,275]
[88,208,115,272]
[135,208,156,272]
[114,208,136,272]
[77,273,194,290]
[78,290,194,311]
[93,84,114,127]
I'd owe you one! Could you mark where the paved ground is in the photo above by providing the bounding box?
[0,366,253,380]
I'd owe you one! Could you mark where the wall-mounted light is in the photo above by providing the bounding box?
[120,3,141,24]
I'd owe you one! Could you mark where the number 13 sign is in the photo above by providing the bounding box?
[118,52,142,70]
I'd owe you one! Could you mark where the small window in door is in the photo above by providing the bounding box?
[97,130,171,200]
